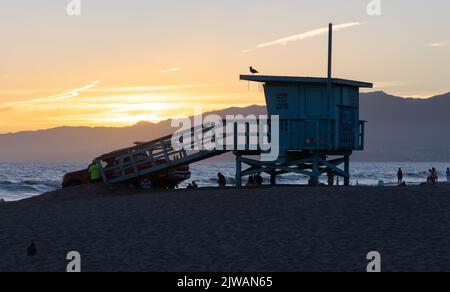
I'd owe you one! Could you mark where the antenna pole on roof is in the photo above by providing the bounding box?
[326,23,333,149]
[327,23,333,85]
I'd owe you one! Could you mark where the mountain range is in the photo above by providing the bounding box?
[1,91,449,163]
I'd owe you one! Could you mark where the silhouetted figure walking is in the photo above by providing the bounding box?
[218,172,226,187]
[428,169,436,184]
[446,168,450,183]
[432,167,438,184]
[397,168,403,185]
[327,170,334,186]
[249,66,259,74]
[254,173,263,186]
[27,241,37,257]
[246,176,257,187]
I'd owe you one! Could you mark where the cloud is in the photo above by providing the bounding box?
[162,67,182,73]
[427,41,450,48]
[92,83,213,93]
[0,105,12,113]
[33,81,100,103]
[245,22,364,52]
[0,81,100,109]
[91,82,239,94]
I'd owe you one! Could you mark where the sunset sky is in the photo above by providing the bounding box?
[0,0,449,133]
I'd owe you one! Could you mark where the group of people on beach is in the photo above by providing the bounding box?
[397,167,450,186]
[246,173,264,187]
[187,181,198,189]
[186,167,450,190]
[215,172,263,188]
[426,168,439,185]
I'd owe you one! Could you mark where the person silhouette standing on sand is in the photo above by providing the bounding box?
[254,173,263,186]
[432,168,438,184]
[88,160,101,183]
[446,168,450,183]
[428,169,436,184]
[397,168,403,185]
[246,176,257,187]
[218,172,226,187]
[327,170,334,186]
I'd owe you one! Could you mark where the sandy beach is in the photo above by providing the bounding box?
[1,184,450,272]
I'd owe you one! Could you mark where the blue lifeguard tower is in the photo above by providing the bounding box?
[236,24,373,186]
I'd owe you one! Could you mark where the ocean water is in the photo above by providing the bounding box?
[0,163,85,201]
[0,162,449,202]
[185,162,450,188]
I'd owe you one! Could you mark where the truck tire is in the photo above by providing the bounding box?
[137,178,153,190]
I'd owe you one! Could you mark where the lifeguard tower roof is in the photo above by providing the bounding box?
[240,73,373,155]
[240,75,373,88]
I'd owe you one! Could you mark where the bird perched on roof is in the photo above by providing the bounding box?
[249,66,259,74]
[27,241,37,256]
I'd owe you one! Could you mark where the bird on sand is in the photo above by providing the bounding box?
[249,66,259,74]
[27,241,37,256]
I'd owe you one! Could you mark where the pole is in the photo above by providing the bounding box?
[270,173,277,186]
[327,23,333,149]
[328,23,333,83]
[344,154,350,186]
[312,156,319,186]
[236,154,242,187]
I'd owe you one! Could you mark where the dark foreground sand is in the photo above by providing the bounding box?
[1,183,450,272]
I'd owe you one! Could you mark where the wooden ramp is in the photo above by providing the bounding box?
[96,123,261,185]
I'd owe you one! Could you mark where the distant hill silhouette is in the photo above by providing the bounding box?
[355,91,450,162]
[0,92,449,163]
[0,106,266,163]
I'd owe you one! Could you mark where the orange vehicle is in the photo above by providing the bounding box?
[63,135,193,190]
[62,162,190,189]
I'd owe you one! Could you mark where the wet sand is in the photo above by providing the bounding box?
[1,183,450,272]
